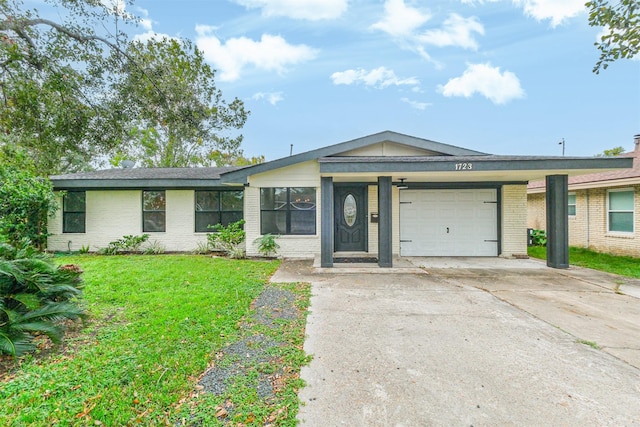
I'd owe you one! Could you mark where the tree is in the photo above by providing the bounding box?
[0,0,134,174]
[109,38,249,167]
[587,0,640,73]
[0,1,250,174]
[595,146,626,157]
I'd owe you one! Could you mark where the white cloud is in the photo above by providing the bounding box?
[371,0,484,59]
[99,0,126,14]
[233,0,347,20]
[370,0,432,38]
[331,67,420,89]
[195,26,318,82]
[461,0,585,27]
[401,97,431,110]
[515,0,585,27]
[438,63,525,104]
[418,13,484,50]
[252,92,284,105]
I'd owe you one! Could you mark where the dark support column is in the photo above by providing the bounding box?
[378,176,393,267]
[546,175,569,269]
[321,177,334,268]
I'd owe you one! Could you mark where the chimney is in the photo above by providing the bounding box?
[635,134,640,152]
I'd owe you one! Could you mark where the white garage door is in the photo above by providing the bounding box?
[400,189,498,256]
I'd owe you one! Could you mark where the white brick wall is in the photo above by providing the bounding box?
[246,161,321,258]
[502,185,528,257]
[48,190,210,252]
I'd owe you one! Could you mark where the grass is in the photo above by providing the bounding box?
[528,246,640,278]
[576,339,600,350]
[0,254,311,426]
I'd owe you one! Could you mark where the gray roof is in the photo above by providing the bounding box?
[50,166,245,190]
[220,130,488,184]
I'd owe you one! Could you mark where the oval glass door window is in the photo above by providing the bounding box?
[344,194,357,227]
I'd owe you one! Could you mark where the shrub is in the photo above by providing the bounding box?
[207,220,245,259]
[531,229,547,246]
[0,164,57,250]
[142,240,165,255]
[98,234,150,255]
[253,233,280,257]
[0,240,85,356]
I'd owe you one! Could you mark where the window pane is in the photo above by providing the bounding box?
[221,191,243,211]
[221,211,243,226]
[609,212,633,232]
[195,212,220,232]
[609,191,634,211]
[143,212,165,232]
[64,191,86,212]
[143,191,165,211]
[568,194,576,205]
[195,191,218,211]
[290,210,316,234]
[568,205,576,216]
[261,211,287,234]
[63,213,85,233]
[261,188,287,210]
[290,188,316,210]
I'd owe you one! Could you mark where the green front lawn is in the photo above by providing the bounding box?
[528,246,640,278]
[0,255,307,426]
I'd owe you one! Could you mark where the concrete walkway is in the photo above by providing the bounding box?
[271,258,640,426]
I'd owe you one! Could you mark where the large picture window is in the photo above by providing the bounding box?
[568,193,576,216]
[143,190,166,232]
[608,189,634,233]
[195,190,243,232]
[63,191,86,233]
[260,187,316,235]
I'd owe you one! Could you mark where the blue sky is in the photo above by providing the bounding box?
[121,1,637,159]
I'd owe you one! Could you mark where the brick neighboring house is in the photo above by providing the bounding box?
[528,135,640,257]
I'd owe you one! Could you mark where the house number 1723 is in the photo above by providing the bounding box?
[455,163,473,170]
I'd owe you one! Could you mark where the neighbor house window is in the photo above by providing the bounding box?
[568,193,576,216]
[195,190,243,232]
[143,190,166,232]
[260,187,316,235]
[63,191,86,233]
[608,189,634,233]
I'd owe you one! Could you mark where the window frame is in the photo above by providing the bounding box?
[568,192,576,217]
[607,188,635,234]
[142,190,166,233]
[62,191,86,233]
[194,189,244,233]
[260,187,316,235]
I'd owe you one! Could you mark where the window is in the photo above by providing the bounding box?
[63,191,86,233]
[608,189,634,233]
[260,187,316,235]
[195,190,243,232]
[568,193,576,216]
[143,190,166,232]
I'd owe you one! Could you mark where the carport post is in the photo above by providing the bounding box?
[378,176,393,267]
[321,177,334,268]
[545,174,569,269]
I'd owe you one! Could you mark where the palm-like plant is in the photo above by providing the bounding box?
[0,240,85,356]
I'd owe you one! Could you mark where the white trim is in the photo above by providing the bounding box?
[606,188,635,234]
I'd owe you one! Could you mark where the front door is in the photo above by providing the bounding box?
[334,185,367,252]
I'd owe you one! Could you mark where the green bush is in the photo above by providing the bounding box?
[0,240,86,356]
[98,234,150,255]
[531,229,547,246]
[253,233,280,257]
[207,220,246,258]
[0,163,57,250]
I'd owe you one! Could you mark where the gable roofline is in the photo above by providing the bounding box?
[220,130,489,184]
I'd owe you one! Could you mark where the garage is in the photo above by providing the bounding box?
[399,189,499,256]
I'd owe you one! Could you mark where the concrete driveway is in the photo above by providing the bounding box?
[271,258,640,426]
